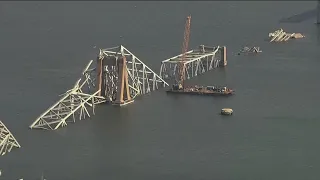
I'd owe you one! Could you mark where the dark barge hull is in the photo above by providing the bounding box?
[166,90,234,96]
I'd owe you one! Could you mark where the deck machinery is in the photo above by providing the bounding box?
[0,121,21,156]
[29,45,168,130]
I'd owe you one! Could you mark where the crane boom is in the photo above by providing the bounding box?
[178,15,191,89]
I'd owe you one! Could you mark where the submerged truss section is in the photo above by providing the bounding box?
[29,60,106,130]
[238,46,262,55]
[98,45,169,102]
[0,121,21,156]
[269,29,305,42]
[160,45,227,81]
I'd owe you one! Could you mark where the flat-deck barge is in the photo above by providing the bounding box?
[166,85,234,96]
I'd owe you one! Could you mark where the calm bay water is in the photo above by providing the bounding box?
[0,1,320,180]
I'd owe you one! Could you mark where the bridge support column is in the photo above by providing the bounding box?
[97,56,105,97]
[219,46,227,67]
[112,56,134,106]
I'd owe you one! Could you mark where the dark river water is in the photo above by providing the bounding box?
[0,1,320,180]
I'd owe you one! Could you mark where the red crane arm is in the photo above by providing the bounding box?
[179,16,191,87]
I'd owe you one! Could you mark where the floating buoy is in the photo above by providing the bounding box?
[221,108,233,115]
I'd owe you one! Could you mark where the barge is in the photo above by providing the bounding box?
[166,84,234,96]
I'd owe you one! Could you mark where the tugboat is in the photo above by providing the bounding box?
[166,85,234,96]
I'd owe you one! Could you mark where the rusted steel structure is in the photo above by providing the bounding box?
[97,52,134,106]
[176,15,191,89]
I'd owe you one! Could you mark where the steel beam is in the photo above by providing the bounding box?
[29,60,106,130]
[159,45,225,81]
[98,45,169,103]
[317,0,320,24]
[0,121,21,156]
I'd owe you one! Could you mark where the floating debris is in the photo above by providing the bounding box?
[221,108,233,115]
[238,46,262,55]
[269,28,305,42]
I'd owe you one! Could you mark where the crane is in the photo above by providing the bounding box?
[176,15,191,90]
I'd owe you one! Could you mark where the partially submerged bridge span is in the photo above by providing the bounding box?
[97,45,169,105]
[0,121,21,156]
[30,45,168,130]
[159,45,227,82]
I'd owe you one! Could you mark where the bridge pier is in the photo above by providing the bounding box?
[97,45,169,105]
[97,52,133,106]
[219,46,227,67]
[112,56,134,106]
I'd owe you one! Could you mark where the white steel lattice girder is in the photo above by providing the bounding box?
[29,60,106,130]
[159,46,221,80]
[98,45,169,101]
[0,121,21,156]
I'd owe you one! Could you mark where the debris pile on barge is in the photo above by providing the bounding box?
[167,85,234,96]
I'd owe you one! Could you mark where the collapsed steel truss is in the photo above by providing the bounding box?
[269,29,305,42]
[0,121,21,156]
[159,45,223,81]
[238,46,262,54]
[29,60,106,130]
[98,45,169,102]
[30,45,168,130]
